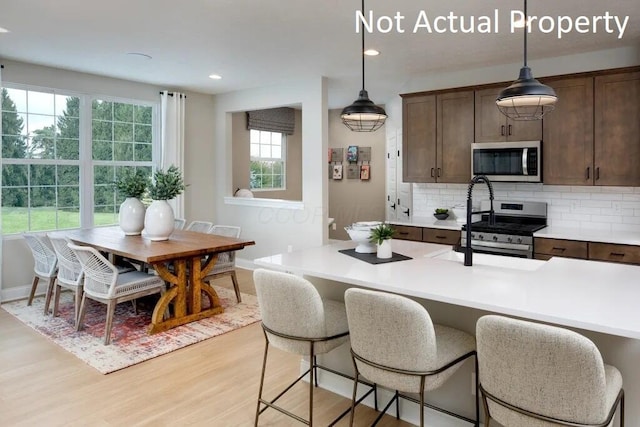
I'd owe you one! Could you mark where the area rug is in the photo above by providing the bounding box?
[1,286,261,374]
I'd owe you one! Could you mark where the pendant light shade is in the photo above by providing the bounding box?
[496,0,557,121]
[341,0,387,132]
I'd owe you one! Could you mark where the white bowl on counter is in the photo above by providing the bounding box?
[344,221,382,253]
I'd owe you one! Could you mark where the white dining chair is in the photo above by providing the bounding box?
[204,225,242,302]
[476,315,624,427]
[48,235,84,325]
[23,233,58,315]
[69,243,167,345]
[174,218,187,230]
[185,220,213,233]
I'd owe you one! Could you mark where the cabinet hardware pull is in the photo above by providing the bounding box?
[437,168,442,177]
[430,168,435,177]
[552,247,566,252]
[390,203,396,210]
[508,124,512,136]
[500,125,505,136]
[596,167,600,180]
[586,167,590,180]
[610,252,625,257]
[435,235,446,239]
[398,231,409,235]
[403,208,410,216]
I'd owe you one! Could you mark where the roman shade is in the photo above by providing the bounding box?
[246,107,295,135]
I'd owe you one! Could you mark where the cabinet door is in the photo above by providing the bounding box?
[403,95,436,182]
[423,228,460,245]
[594,71,640,186]
[534,237,588,259]
[393,225,423,241]
[475,87,542,142]
[542,77,594,185]
[437,91,474,183]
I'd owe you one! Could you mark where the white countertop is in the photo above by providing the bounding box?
[254,240,640,340]
[388,216,462,230]
[535,225,640,246]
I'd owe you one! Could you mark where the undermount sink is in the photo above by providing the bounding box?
[430,250,546,271]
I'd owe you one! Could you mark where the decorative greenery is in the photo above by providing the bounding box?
[148,165,186,200]
[369,223,395,245]
[114,169,149,199]
[435,208,449,214]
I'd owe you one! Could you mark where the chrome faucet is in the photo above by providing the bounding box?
[464,175,495,266]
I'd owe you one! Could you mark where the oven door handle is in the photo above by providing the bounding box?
[522,148,528,175]
[470,241,531,252]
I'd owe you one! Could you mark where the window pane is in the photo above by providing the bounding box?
[272,146,281,158]
[260,145,270,158]
[29,132,56,160]
[93,140,113,161]
[56,95,79,117]
[114,102,134,122]
[1,187,28,207]
[114,122,133,142]
[30,164,56,186]
[94,166,115,185]
[58,116,79,139]
[57,165,80,185]
[271,133,281,146]
[92,100,113,121]
[2,204,28,233]
[30,187,56,207]
[94,185,115,206]
[2,164,28,187]
[27,114,55,138]
[250,143,259,157]
[56,138,80,160]
[2,134,28,158]
[134,124,152,143]
[134,143,152,161]
[58,186,80,207]
[27,91,54,115]
[92,120,113,141]
[260,131,270,145]
[250,129,259,143]
[134,105,152,124]
[94,210,118,226]
[2,111,25,136]
[57,207,80,229]
[4,88,27,113]
[114,142,134,161]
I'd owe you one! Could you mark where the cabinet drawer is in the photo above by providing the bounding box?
[393,225,422,242]
[589,242,640,265]
[423,228,460,245]
[534,238,588,259]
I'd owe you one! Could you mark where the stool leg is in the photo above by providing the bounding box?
[254,338,270,427]
[349,369,359,427]
[309,342,315,426]
[621,390,625,427]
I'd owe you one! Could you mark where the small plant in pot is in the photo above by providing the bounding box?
[434,208,449,220]
[369,223,395,259]
[114,169,150,236]
[144,165,186,241]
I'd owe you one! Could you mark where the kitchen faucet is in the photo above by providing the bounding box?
[464,175,495,266]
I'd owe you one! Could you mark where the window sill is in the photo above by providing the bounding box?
[224,196,304,210]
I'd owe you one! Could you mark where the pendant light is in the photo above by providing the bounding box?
[341,0,387,132]
[496,0,557,121]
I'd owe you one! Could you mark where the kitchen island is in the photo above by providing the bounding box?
[254,239,640,426]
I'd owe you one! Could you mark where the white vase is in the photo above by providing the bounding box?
[144,200,175,241]
[119,197,146,236]
[377,239,392,259]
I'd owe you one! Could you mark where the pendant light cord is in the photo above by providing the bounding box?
[361,0,365,91]
[523,0,528,67]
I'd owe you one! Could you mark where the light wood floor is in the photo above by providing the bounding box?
[0,269,412,426]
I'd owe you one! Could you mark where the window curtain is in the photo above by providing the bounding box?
[246,107,295,135]
[160,91,186,219]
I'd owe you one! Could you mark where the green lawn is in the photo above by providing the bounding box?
[1,208,117,235]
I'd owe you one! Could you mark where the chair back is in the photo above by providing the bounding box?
[344,288,438,391]
[186,220,213,233]
[23,233,57,278]
[48,236,83,287]
[253,269,326,339]
[209,225,241,268]
[476,315,608,424]
[174,218,187,230]
[68,243,118,299]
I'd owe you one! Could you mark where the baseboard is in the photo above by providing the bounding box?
[300,360,481,427]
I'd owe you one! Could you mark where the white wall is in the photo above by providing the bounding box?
[212,78,329,262]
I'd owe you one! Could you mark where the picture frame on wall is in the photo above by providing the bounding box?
[347,145,358,162]
[332,164,343,180]
[360,164,370,180]
[347,164,359,179]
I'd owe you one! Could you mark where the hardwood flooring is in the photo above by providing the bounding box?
[0,269,412,426]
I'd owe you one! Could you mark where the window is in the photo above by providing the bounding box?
[249,129,285,191]
[1,85,157,235]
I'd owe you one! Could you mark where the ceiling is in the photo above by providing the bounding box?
[1,0,638,108]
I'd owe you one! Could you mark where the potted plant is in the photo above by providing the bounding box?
[144,165,186,241]
[369,223,395,259]
[434,208,449,220]
[114,169,149,235]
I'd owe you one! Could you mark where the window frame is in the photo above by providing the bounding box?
[249,129,287,192]
[1,82,159,236]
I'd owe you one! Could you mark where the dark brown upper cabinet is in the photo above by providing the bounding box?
[474,87,542,142]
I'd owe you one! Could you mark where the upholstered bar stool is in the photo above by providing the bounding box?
[253,269,370,426]
[344,288,478,427]
[476,315,624,427]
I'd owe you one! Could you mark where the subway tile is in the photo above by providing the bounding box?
[580,200,612,208]
[590,214,622,223]
[590,193,623,201]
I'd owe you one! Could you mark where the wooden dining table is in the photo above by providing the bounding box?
[63,226,255,334]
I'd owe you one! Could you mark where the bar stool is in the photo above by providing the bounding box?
[344,288,478,426]
[476,315,624,426]
[253,268,364,426]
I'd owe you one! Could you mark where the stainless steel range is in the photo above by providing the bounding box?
[460,200,547,258]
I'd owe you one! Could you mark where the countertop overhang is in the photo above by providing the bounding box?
[254,239,640,340]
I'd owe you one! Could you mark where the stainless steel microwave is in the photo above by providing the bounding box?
[471,141,542,182]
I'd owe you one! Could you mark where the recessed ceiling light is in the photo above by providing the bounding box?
[127,52,152,60]
[209,74,222,80]
[0,26,10,33]
[364,49,380,56]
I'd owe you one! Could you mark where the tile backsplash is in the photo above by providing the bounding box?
[413,183,640,232]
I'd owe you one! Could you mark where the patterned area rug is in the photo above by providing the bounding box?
[1,286,261,374]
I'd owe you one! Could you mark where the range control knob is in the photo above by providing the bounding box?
[517,237,522,244]
[492,235,498,241]
[470,233,476,239]
[478,234,484,240]
[507,237,513,243]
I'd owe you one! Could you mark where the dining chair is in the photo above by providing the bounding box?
[204,225,242,302]
[23,233,58,315]
[253,268,353,426]
[185,220,213,233]
[344,288,478,427]
[48,235,84,325]
[174,218,187,230]
[476,315,624,427]
[68,243,167,345]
